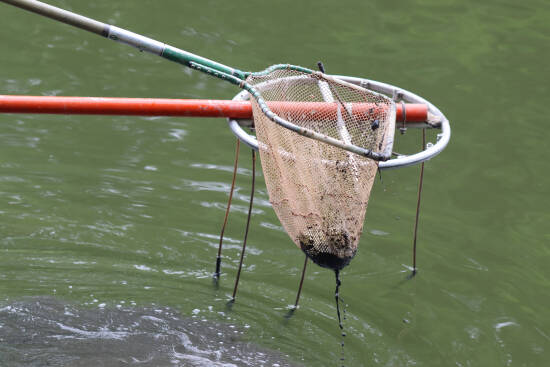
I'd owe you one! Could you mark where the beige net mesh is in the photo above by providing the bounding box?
[248,69,395,270]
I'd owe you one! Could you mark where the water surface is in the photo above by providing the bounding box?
[1,0,549,366]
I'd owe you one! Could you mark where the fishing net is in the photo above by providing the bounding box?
[247,69,395,270]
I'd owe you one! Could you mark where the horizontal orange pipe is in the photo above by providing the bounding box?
[0,95,428,122]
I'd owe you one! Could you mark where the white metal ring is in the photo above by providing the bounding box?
[227,75,450,170]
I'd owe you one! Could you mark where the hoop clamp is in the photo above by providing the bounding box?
[393,90,407,135]
[400,100,408,133]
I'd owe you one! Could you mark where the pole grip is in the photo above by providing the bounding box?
[0,0,109,36]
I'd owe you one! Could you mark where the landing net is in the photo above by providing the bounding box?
[247,69,395,269]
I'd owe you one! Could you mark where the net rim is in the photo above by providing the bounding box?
[227,75,451,170]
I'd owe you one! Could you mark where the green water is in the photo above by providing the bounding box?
[1,0,549,365]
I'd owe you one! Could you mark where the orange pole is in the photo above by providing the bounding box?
[0,95,428,122]
[0,95,252,118]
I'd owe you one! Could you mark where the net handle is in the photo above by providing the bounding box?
[0,1,316,81]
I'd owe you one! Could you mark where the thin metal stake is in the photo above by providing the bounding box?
[214,139,240,279]
[293,255,308,309]
[231,149,256,300]
[411,128,426,276]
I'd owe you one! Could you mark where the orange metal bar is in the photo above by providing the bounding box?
[0,95,252,118]
[0,95,428,122]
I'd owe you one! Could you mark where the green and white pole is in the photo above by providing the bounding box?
[0,0,247,80]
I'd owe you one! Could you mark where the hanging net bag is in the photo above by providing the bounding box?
[248,69,396,270]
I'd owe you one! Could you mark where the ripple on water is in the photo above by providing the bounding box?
[0,297,301,367]
[190,163,253,176]
[174,229,263,256]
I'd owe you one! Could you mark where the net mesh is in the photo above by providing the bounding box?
[247,69,395,270]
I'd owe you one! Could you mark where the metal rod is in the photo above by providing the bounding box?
[293,255,308,309]
[231,149,255,300]
[412,128,426,276]
[214,139,240,279]
[0,95,428,122]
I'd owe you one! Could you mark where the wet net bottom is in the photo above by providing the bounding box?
[299,232,356,270]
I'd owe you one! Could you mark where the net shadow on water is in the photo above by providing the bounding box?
[0,296,301,367]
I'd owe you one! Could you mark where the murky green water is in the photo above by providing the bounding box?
[1,0,549,366]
